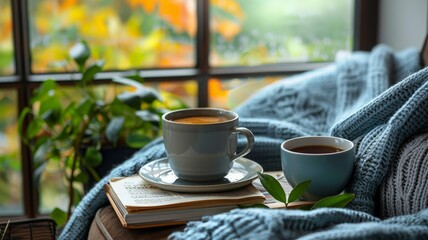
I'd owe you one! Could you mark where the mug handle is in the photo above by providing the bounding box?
[232,127,255,161]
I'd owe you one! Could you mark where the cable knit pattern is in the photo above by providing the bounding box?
[60,45,427,240]
[379,132,428,218]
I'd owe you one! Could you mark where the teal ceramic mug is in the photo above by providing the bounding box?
[281,136,355,201]
[162,108,255,182]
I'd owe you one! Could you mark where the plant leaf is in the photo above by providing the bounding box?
[106,117,125,144]
[140,87,161,103]
[26,119,44,139]
[73,187,83,207]
[50,207,67,228]
[240,203,269,209]
[33,141,51,164]
[69,41,90,70]
[117,92,142,109]
[38,91,62,124]
[30,80,57,103]
[135,110,160,123]
[288,179,311,204]
[297,205,313,210]
[76,98,94,116]
[257,172,287,204]
[81,61,104,85]
[74,171,89,183]
[41,109,61,126]
[113,76,144,88]
[113,76,161,103]
[311,193,355,210]
[122,71,143,82]
[126,133,151,149]
[83,147,103,167]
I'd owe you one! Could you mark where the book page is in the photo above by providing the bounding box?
[108,175,264,210]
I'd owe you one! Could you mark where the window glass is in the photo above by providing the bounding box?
[28,0,197,73]
[0,0,14,75]
[39,164,68,214]
[0,90,22,215]
[210,0,354,66]
[208,76,282,109]
[146,80,198,108]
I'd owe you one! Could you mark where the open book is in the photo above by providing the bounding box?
[105,171,311,229]
[105,175,265,228]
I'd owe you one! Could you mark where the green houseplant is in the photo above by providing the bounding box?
[18,41,187,226]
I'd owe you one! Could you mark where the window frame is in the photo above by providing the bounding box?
[0,0,378,219]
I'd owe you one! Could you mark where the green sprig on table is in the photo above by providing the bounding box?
[255,172,355,210]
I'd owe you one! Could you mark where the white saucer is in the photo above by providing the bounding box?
[139,157,263,193]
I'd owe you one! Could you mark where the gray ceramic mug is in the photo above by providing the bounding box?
[281,136,355,201]
[162,108,255,182]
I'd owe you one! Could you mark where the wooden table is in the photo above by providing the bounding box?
[88,205,185,240]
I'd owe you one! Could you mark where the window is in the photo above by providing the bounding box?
[0,0,14,75]
[28,0,197,73]
[210,0,354,66]
[0,0,378,219]
[0,90,22,215]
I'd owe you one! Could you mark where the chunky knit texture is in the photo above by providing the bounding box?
[379,132,428,218]
[59,45,428,239]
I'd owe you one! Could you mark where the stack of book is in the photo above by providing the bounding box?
[105,171,309,228]
[105,174,265,228]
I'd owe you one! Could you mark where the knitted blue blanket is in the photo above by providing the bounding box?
[59,45,428,239]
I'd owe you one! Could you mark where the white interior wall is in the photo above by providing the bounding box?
[378,0,427,50]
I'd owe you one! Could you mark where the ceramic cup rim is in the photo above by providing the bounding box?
[281,136,354,156]
[162,107,238,126]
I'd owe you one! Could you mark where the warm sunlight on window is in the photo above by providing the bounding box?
[28,0,197,73]
[208,77,282,109]
[0,0,14,75]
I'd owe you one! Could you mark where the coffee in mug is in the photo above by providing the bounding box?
[172,116,229,124]
[162,108,255,182]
